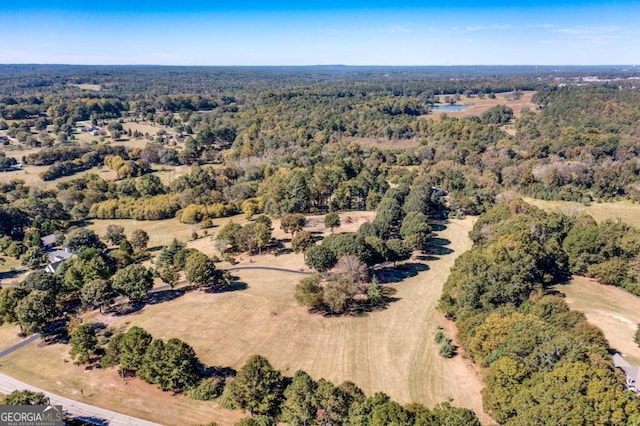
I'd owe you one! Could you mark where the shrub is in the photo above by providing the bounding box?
[187,377,225,401]
[439,338,456,358]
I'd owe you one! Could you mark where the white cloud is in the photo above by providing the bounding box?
[385,25,411,33]
[465,24,511,32]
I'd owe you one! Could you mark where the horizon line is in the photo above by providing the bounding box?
[1,63,638,68]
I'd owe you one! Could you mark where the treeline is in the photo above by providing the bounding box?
[563,217,640,295]
[89,194,181,221]
[439,199,640,424]
[73,324,480,426]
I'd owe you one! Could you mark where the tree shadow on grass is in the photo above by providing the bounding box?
[146,288,186,305]
[348,288,400,316]
[375,263,430,284]
[426,237,454,256]
[200,364,237,379]
[0,268,26,280]
[204,280,248,294]
[429,222,447,232]
[111,289,185,316]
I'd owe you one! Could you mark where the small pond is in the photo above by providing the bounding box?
[432,104,467,111]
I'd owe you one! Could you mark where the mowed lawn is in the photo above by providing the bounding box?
[523,197,640,229]
[0,323,24,351]
[0,342,244,426]
[554,276,640,361]
[105,216,490,423]
[86,213,247,249]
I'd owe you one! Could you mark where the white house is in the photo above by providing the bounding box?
[45,248,75,273]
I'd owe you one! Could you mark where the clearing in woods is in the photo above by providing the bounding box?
[423,91,536,120]
[530,197,640,362]
[554,276,640,363]
[100,216,490,423]
[523,197,640,229]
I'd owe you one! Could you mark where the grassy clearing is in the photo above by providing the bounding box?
[0,159,119,189]
[0,255,21,273]
[102,217,490,423]
[122,122,171,136]
[0,323,24,351]
[0,341,244,425]
[152,165,193,186]
[523,197,640,229]
[422,91,536,121]
[554,276,640,362]
[86,214,242,249]
[69,83,102,91]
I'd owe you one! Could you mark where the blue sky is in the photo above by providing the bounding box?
[1,1,638,65]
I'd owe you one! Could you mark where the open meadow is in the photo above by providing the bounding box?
[0,342,244,425]
[554,276,640,362]
[523,197,640,229]
[100,216,490,422]
[424,91,536,120]
[0,323,24,351]
[0,217,491,424]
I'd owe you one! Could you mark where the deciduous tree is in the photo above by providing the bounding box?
[15,290,56,335]
[280,213,306,238]
[304,246,337,273]
[324,212,341,233]
[292,230,315,258]
[185,250,217,288]
[112,264,153,301]
[80,279,114,313]
[1,390,49,405]
[104,224,126,245]
[130,229,149,250]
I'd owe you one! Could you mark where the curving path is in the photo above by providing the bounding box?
[223,265,314,275]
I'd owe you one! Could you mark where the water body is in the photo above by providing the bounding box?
[432,104,467,111]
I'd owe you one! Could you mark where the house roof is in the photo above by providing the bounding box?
[47,250,74,263]
[41,234,57,246]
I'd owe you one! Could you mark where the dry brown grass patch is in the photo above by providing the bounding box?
[554,276,640,361]
[0,341,243,425]
[105,217,491,423]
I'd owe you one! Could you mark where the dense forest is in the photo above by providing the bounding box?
[2,65,640,424]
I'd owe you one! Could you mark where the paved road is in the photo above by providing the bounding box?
[224,265,314,275]
[0,333,39,359]
[0,372,159,426]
